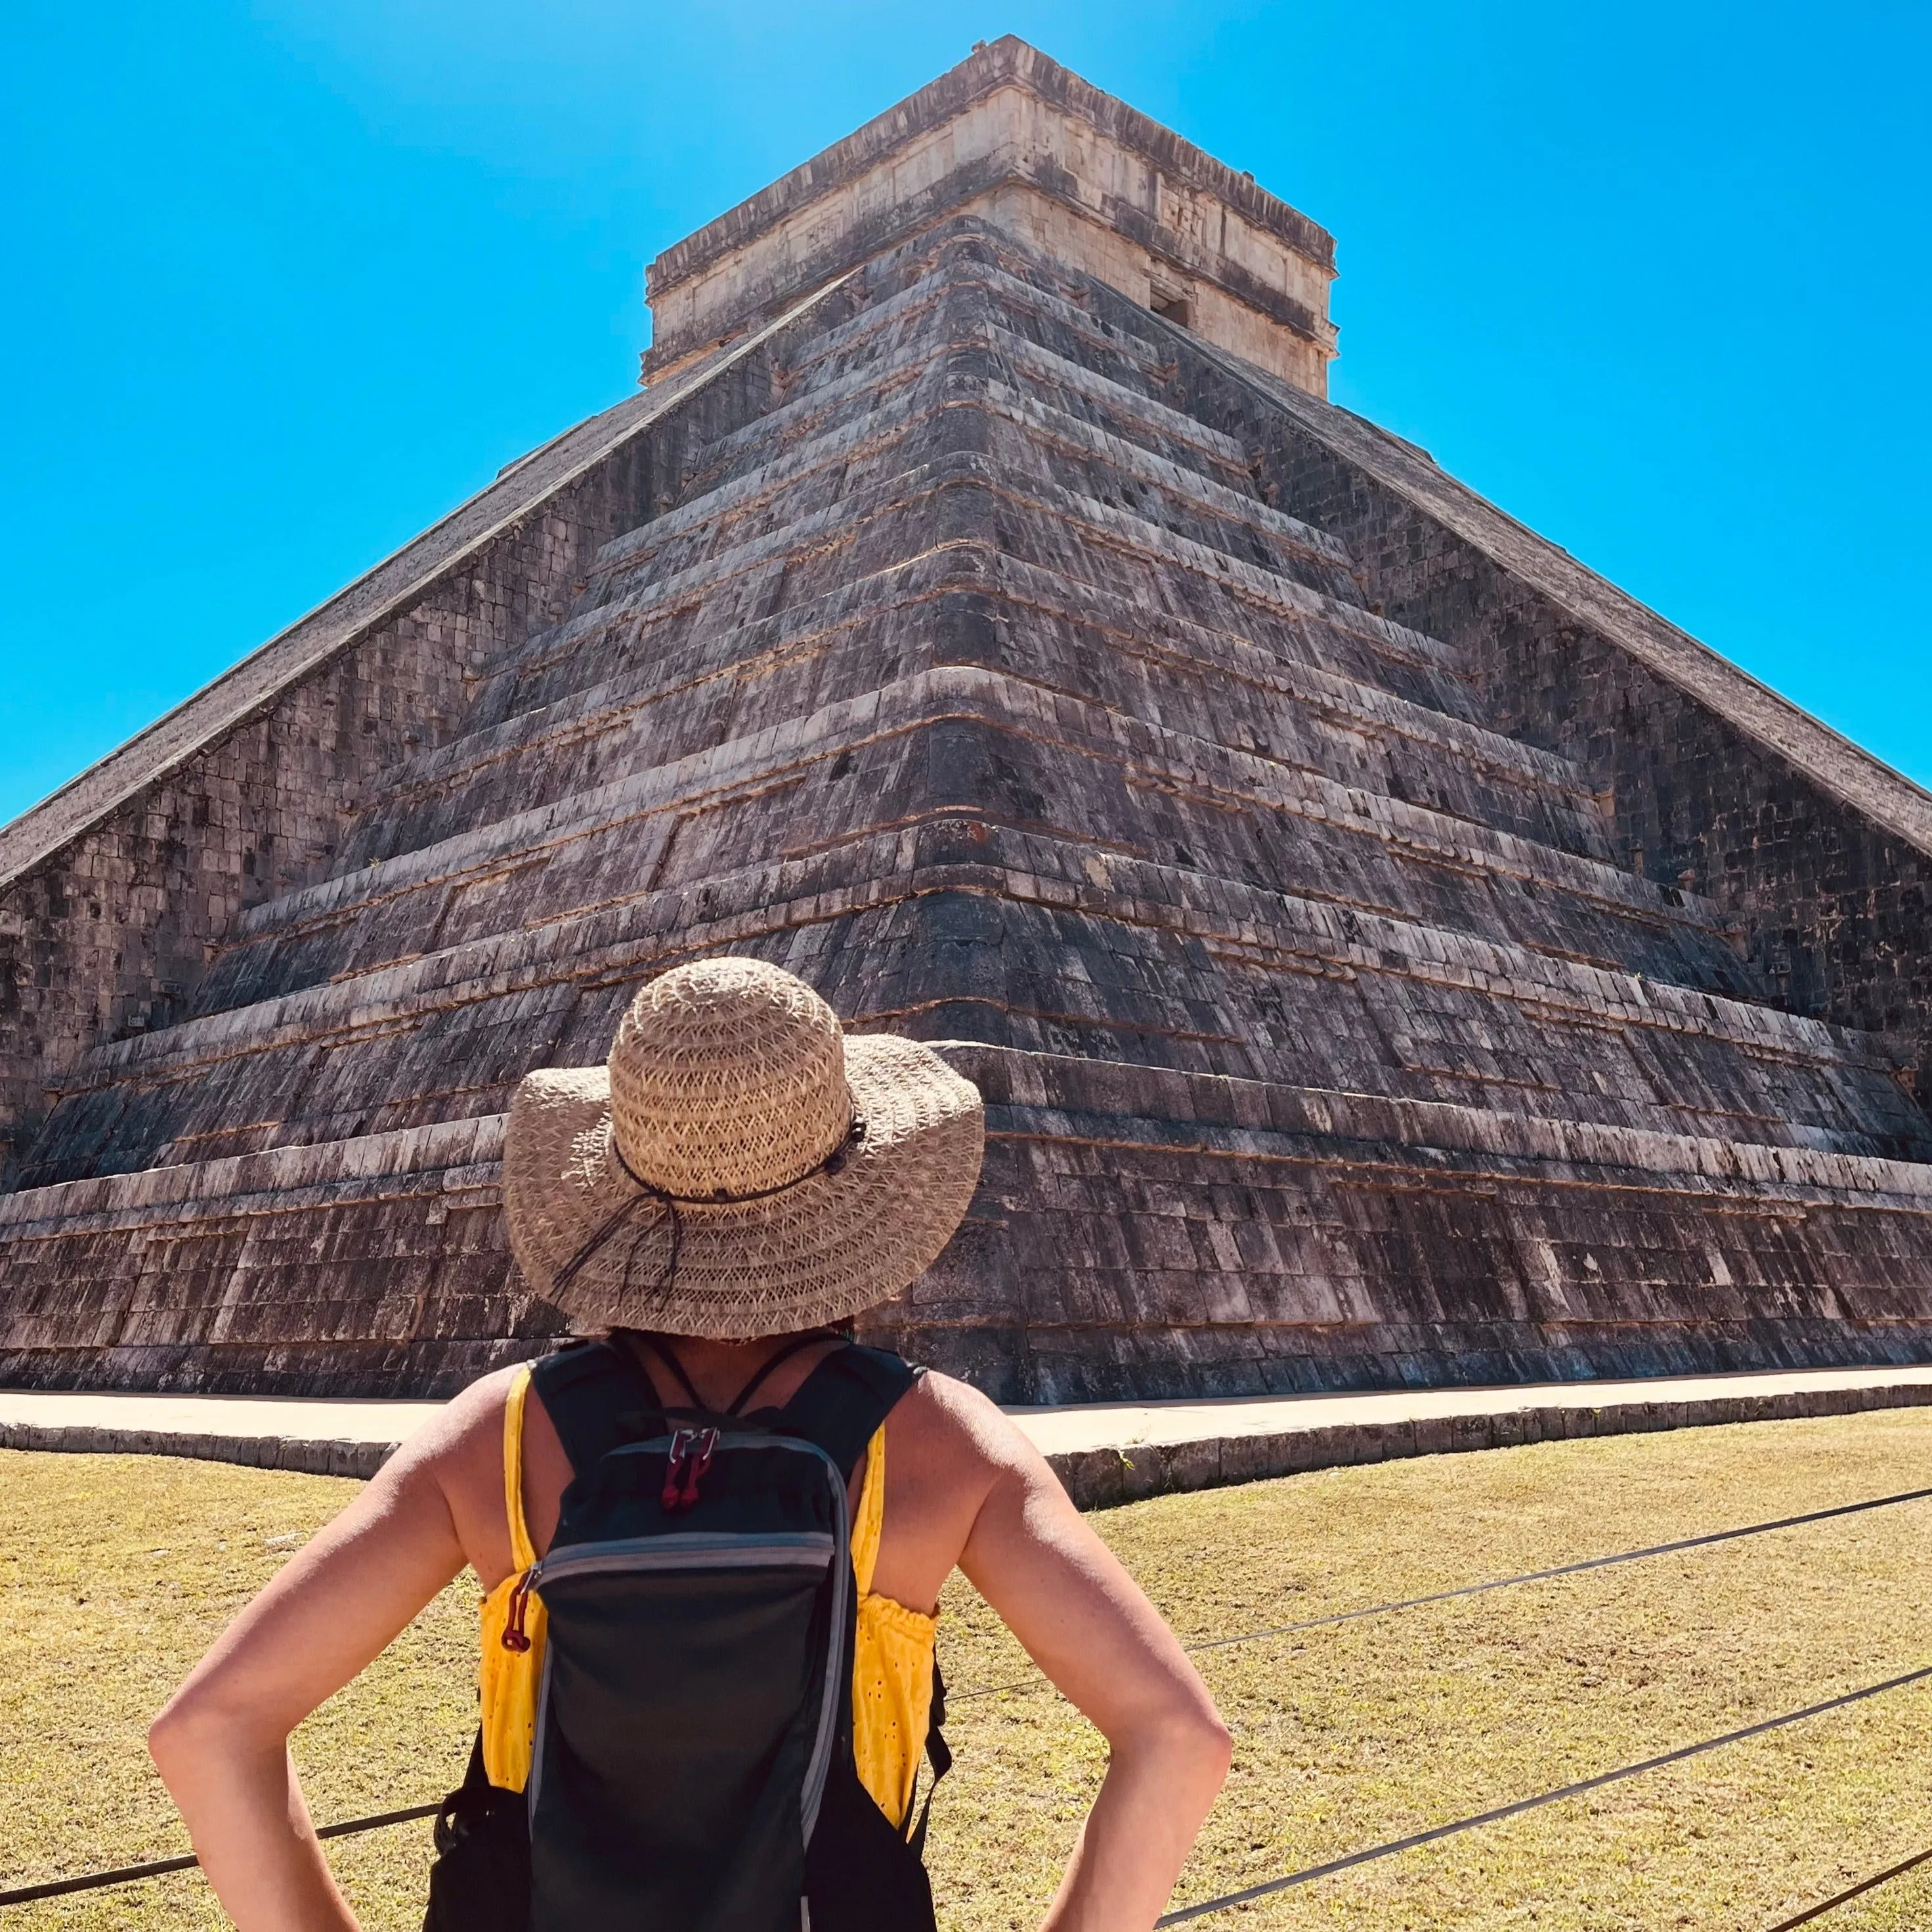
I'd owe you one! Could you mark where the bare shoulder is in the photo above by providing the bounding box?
[872,1369,1065,1611]
[895,1368,1050,1478]
[391,1362,521,1475]
[375,1362,525,1588]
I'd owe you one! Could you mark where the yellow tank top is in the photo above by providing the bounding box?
[477,1365,939,1828]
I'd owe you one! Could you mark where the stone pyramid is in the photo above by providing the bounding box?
[3,39,1931,1400]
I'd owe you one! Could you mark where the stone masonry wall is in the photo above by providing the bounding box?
[3,217,1931,1402]
[0,338,824,1190]
[1157,354,1932,1111]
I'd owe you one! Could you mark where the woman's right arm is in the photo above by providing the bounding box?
[945,1385,1232,1932]
[146,1373,513,1931]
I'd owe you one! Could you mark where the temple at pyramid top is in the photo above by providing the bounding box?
[1,43,1930,1404]
[642,37,1337,395]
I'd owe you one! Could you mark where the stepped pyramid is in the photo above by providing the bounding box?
[4,39,1931,1400]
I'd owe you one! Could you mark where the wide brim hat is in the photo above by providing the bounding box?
[503,957,984,1339]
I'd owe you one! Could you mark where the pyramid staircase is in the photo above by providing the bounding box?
[2,208,1928,1399]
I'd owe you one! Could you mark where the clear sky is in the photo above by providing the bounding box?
[3,1,1927,824]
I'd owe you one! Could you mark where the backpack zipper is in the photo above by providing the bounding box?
[660,1425,721,1511]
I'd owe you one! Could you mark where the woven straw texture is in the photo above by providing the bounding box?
[504,958,984,1337]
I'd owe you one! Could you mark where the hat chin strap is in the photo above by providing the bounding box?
[549,1114,867,1308]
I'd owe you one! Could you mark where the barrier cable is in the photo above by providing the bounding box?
[1762,1844,1932,1930]
[0,1803,440,1908]
[1153,1662,1932,1925]
[956,1482,1932,1701]
[10,1486,1931,1910]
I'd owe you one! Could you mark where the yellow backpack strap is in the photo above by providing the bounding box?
[505,1364,536,1572]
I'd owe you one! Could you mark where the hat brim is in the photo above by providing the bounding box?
[502,1035,984,1339]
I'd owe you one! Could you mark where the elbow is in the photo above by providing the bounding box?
[1190,1704,1234,1792]
[147,1697,191,1790]
[148,1683,295,1829]
[147,1688,211,1790]
[1128,1692,1232,1799]
[1173,1704,1233,1820]
[148,1684,260,1795]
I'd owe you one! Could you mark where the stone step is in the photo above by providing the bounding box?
[980,316,1268,492]
[0,1114,528,1394]
[691,265,1255,496]
[25,821,1919,1181]
[905,1042,1932,1398]
[204,663,1732,1002]
[1033,1367,1932,1507]
[332,549,1614,880]
[534,397,1354,712]
[462,441,1472,747]
[5,1044,1931,1398]
[984,553,1581,802]
[588,343,1357,612]
[781,248,1174,395]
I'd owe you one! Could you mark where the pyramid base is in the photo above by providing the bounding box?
[2,1047,1929,1401]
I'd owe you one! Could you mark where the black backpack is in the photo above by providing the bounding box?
[423,1335,947,1932]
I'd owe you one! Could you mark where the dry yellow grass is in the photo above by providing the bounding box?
[932,1410,1932,1932]
[5,1408,1932,1930]
[0,1452,469,1931]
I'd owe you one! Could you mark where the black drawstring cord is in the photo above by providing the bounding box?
[549,1148,679,1302]
[610,1140,683,1314]
[549,1115,867,1302]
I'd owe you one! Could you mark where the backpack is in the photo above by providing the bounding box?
[423,1335,947,1932]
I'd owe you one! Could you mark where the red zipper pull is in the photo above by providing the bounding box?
[679,1428,719,1509]
[500,1570,534,1653]
[660,1429,691,1512]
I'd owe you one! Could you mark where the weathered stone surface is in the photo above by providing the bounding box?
[1,45,1929,1399]
[644,37,1336,394]
[0,289,853,1184]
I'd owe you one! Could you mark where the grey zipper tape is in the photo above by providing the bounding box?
[530,1531,835,1588]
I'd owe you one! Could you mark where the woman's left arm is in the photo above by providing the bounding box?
[148,1379,505,1932]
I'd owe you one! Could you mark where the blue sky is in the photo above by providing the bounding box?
[3,1,1927,823]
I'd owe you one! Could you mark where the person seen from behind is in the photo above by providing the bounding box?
[150,956,1232,1930]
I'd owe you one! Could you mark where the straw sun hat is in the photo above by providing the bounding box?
[503,957,985,1339]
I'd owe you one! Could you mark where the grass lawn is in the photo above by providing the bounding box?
[6,1408,1932,1930]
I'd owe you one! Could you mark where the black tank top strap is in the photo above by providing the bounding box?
[725,1329,842,1415]
[767,1342,921,1480]
[622,1332,706,1409]
[527,1340,660,1478]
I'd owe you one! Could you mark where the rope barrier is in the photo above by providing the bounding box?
[9,1485,1932,1910]
[1152,1663,1932,1925]
[12,1765,1923,1920]
[0,1803,440,1908]
[1762,1844,1932,1930]
[955,1482,1932,1700]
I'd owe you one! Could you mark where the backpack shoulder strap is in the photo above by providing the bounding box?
[528,1340,659,1478]
[773,1344,921,1481]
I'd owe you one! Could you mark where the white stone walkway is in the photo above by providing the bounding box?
[5,1363,1931,1505]
[1011,1363,1932,1452]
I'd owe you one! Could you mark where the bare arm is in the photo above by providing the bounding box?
[150,1359,1226,1931]
[146,1375,509,1931]
[943,1383,1232,1932]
